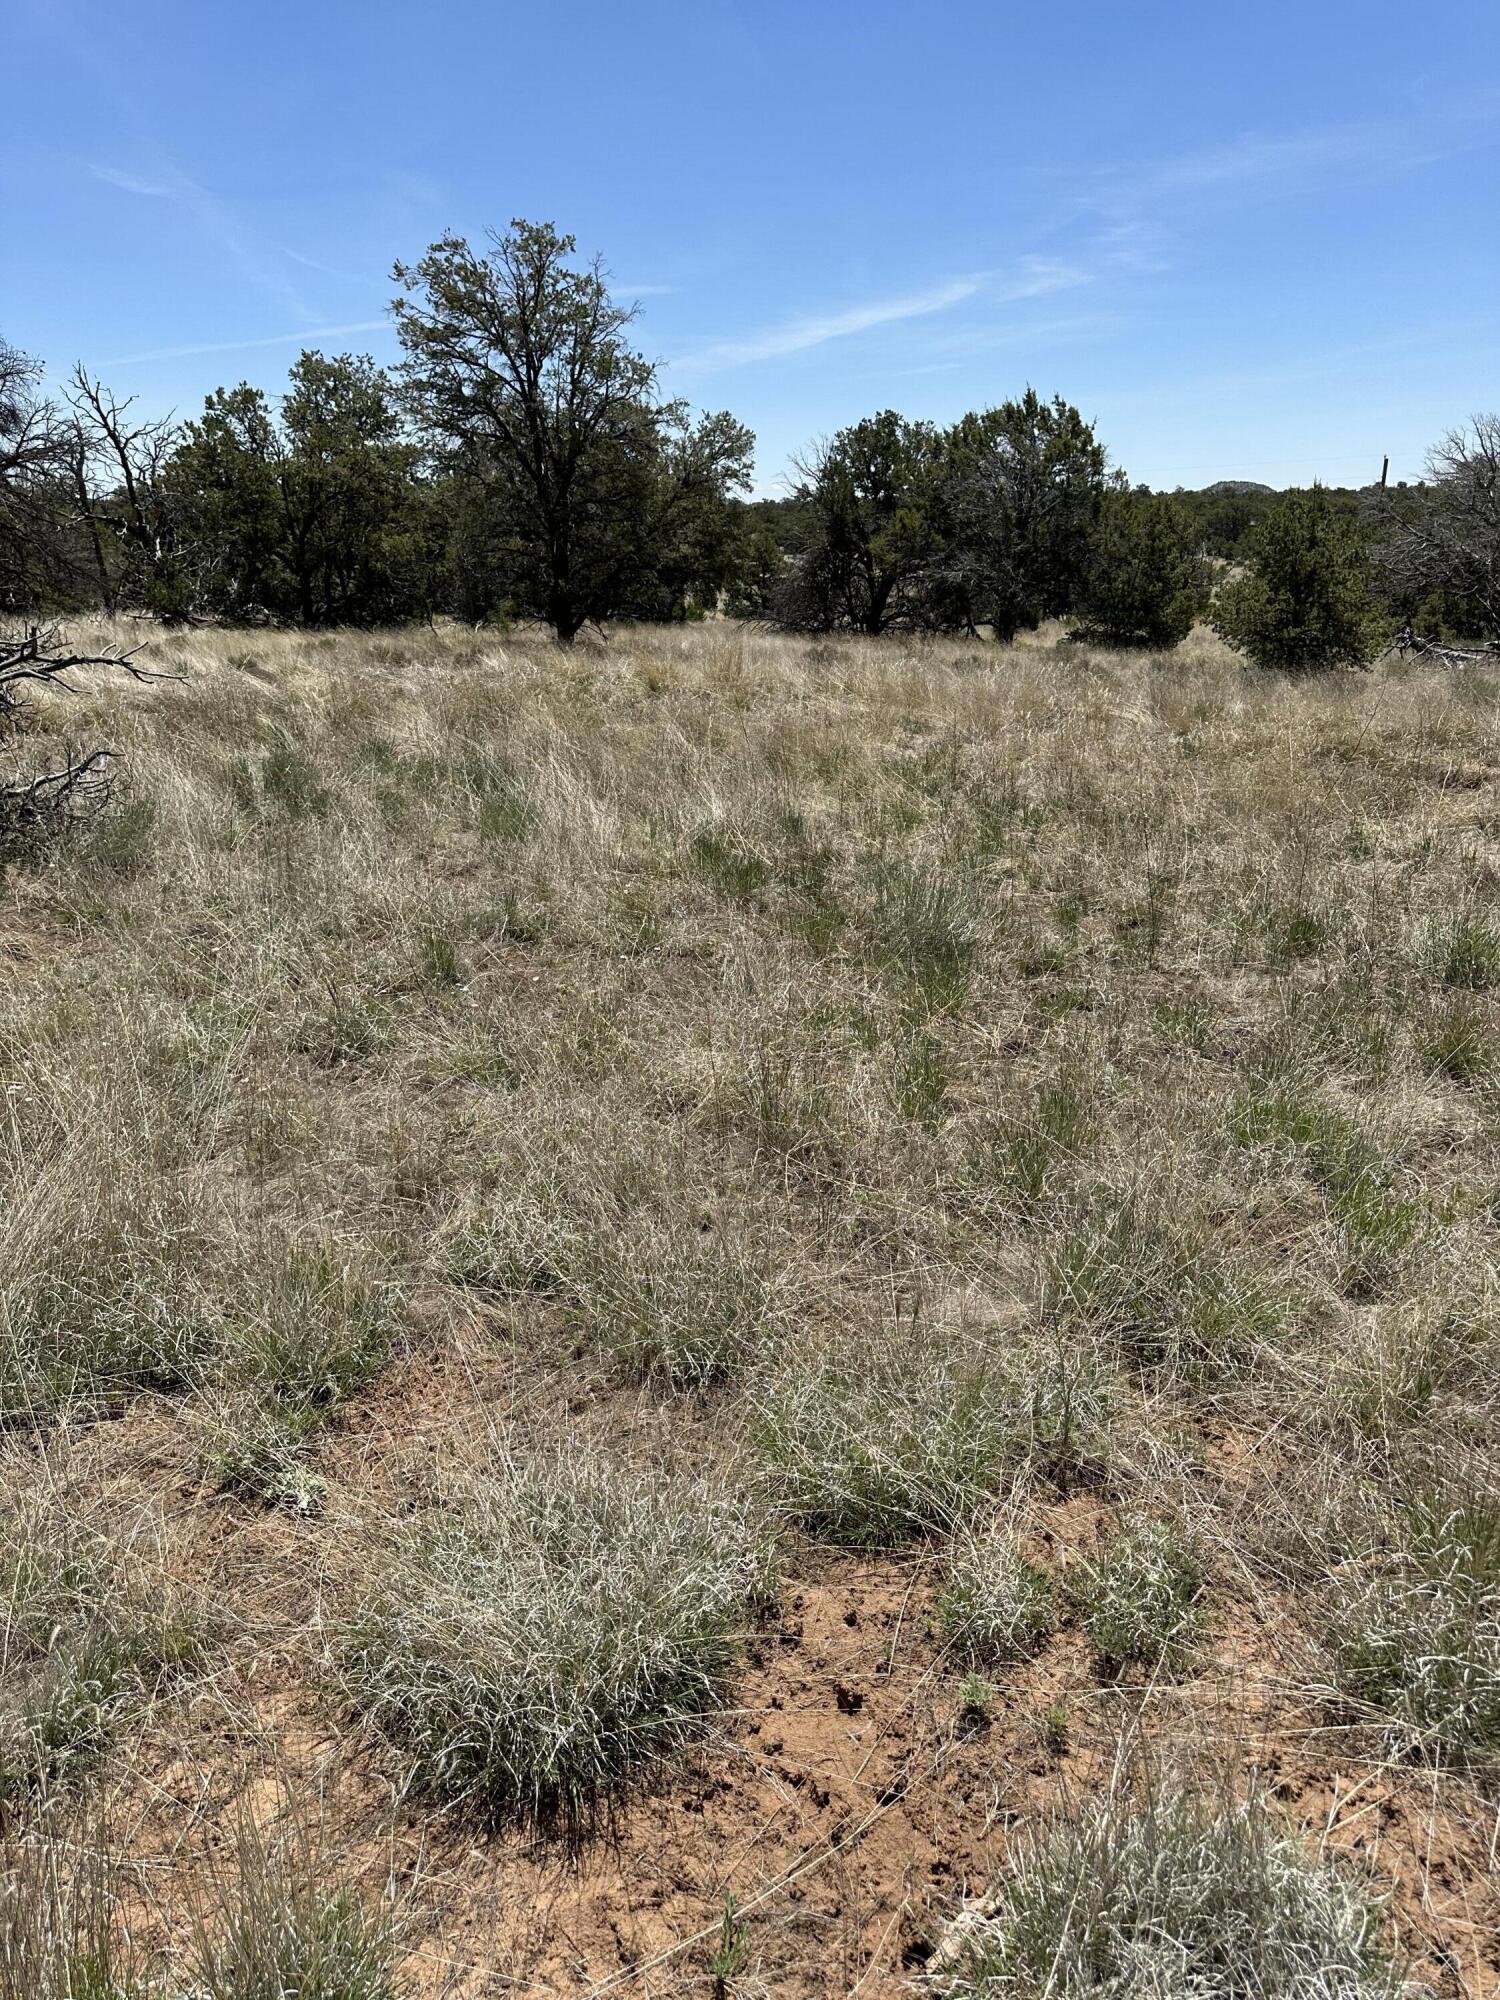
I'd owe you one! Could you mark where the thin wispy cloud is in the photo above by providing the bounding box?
[91,158,315,323]
[102,320,388,368]
[281,244,376,284]
[993,256,1091,302]
[92,165,179,199]
[1073,100,1500,220]
[670,276,981,375]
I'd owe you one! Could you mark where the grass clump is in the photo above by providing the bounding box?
[446,1170,778,1388]
[233,1243,400,1408]
[940,1523,1055,1665]
[870,863,981,1010]
[753,1317,1019,1545]
[0,1492,202,1804]
[0,1192,217,1425]
[1429,910,1500,991]
[1072,1518,1205,1675]
[189,1812,396,2000]
[1020,1342,1115,1486]
[208,1244,401,1512]
[1415,994,1496,1086]
[934,1785,1406,1999]
[0,1806,396,2000]
[1229,1089,1425,1298]
[689,821,771,903]
[0,1819,146,1999]
[982,1060,1097,1217]
[337,1449,773,1827]
[467,750,537,843]
[1327,1487,1500,1759]
[558,1217,779,1388]
[1047,1196,1282,1386]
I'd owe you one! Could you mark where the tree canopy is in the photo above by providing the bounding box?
[393,221,752,639]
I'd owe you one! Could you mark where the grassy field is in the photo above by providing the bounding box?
[2,618,1499,1997]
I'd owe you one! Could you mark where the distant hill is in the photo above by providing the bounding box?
[1199,480,1276,496]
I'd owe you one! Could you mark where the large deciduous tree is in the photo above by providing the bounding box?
[392,221,752,640]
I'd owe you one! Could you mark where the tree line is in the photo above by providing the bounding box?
[3,219,1497,668]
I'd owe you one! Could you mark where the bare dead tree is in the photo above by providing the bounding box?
[0,341,71,609]
[0,623,181,861]
[65,367,183,613]
[1371,415,1500,643]
[0,621,169,721]
[1389,625,1500,668]
[0,750,117,859]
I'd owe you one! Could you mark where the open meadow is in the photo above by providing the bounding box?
[3,619,1500,1997]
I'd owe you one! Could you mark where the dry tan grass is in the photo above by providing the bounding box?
[1,617,1499,1994]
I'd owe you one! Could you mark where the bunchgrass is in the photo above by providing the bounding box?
[1046,1195,1283,1385]
[445,1168,779,1387]
[869,862,982,1011]
[1072,1518,1206,1675]
[336,1449,774,1827]
[0,1816,143,2000]
[188,1808,396,2000]
[934,1784,1406,1999]
[940,1522,1056,1665]
[0,1490,202,1804]
[1327,1485,1500,1760]
[752,1315,1020,1545]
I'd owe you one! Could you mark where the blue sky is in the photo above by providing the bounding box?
[5,0,1497,493]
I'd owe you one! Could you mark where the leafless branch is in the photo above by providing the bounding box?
[1388,624,1500,669]
[0,622,180,724]
[0,748,116,858]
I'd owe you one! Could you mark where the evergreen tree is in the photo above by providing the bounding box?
[1212,486,1380,670]
[1073,490,1206,647]
[393,221,751,639]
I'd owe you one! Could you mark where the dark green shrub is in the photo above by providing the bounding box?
[1072,490,1206,647]
[1212,488,1381,671]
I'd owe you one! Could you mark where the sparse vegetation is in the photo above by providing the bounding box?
[0,617,1496,1990]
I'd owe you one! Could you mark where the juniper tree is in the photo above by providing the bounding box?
[393,221,751,640]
